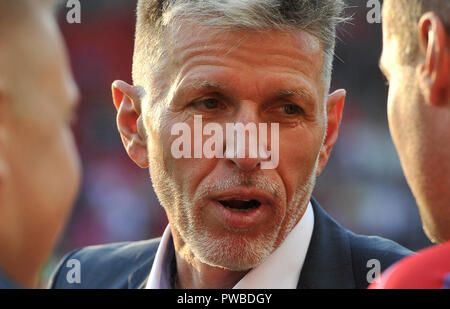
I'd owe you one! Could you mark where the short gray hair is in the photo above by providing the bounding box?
[133,0,348,100]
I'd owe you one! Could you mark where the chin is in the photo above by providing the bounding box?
[422,216,450,244]
[423,225,444,244]
[187,225,278,271]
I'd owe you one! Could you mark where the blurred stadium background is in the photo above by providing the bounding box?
[44,0,433,284]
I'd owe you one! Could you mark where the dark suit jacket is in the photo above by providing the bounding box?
[49,198,413,289]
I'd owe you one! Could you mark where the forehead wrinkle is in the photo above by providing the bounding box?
[166,26,325,108]
[176,41,316,73]
[170,27,321,78]
[170,28,249,65]
[173,52,320,101]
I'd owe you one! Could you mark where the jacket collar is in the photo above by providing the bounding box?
[297,197,355,288]
[128,263,153,289]
[127,248,158,289]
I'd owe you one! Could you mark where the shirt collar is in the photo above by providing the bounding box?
[146,202,314,289]
[145,223,175,289]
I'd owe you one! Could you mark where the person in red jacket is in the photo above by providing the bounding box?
[371,0,450,289]
[370,244,450,289]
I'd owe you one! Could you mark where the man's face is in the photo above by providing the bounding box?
[4,7,81,261]
[144,25,328,270]
[381,3,450,242]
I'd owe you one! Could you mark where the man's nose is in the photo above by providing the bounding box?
[227,156,263,172]
[224,102,268,172]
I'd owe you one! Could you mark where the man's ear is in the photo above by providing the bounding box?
[111,80,149,168]
[417,12,450,106]
[316,89,346,176]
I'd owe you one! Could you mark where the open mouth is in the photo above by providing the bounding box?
[218,199,262,212]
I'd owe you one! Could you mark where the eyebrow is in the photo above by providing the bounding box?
[191,80,225,91]
[275,89,316,106]
[174,80,226,96]
[170,80,229,106]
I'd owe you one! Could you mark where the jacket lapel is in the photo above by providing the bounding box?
[127,252,157,289]
[297,198,356,289]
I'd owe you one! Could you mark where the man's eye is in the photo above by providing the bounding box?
[193,98,221,110]
[282,104,303,115]
[203,99,219,109]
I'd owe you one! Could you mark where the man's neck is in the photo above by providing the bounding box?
[174,250,249,289]
[171,229,249,289]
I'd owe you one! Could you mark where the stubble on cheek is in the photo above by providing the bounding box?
[150,111,320,270]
